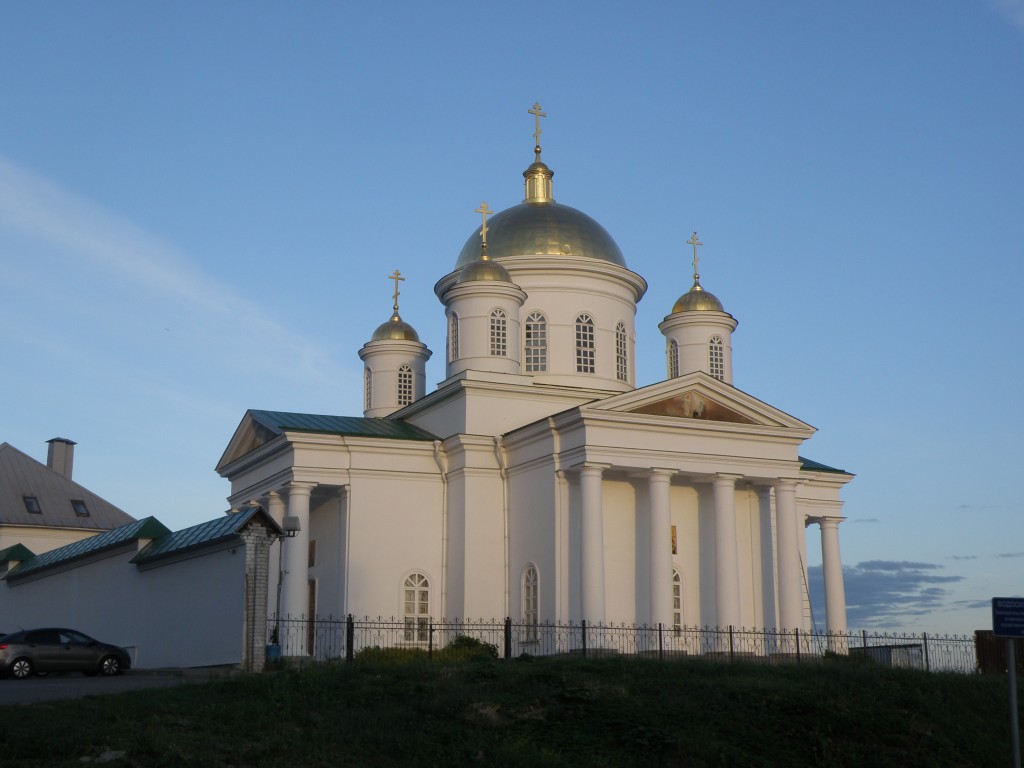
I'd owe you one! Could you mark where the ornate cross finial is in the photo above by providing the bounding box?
[687,231,704,281]
[388,269,405,311]
[528,102,546,156]
[475,201,493,254]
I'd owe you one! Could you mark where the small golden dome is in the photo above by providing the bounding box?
[671,283,726,313]
[457,256,512,284]
[370,313,421,342]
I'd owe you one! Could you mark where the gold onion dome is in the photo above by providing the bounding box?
[671,282,725,313]
[371,312,421,342]
[457,255,512,284]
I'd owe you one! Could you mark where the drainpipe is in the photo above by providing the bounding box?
[493,436,510,619]
[432,440,449,619]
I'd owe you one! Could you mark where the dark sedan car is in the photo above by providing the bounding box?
[0,628,131,679]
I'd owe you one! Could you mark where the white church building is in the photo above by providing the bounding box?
[217,108,853,653]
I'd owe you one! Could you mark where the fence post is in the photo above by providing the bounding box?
[428,619,434,661]
[658,623,664,660]
[795,628,801,663]
[504,617,512,660]
[923,632,930,672]
[729,625,735,662]
[581,619,587,657]
[862,629,868,653]
[346,614,354,662]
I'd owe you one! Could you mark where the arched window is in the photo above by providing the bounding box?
[363,367,372,410]
[490,309,507,356]
[709,336,724,381]
[575,313,595,374]
[615,321,628,382]
[672,569,683,633]
[448,313,459,361]
[403,572,430,642]
[522,564,539,641]
[397,364,413,407]
[668,339,679,379]
[524,312,547,372]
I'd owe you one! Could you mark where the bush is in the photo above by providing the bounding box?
[436,635,499,662]
[353,645,429,664]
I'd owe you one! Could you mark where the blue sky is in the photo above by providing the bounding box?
[2,1,1021,635]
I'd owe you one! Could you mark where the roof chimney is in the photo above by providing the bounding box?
[46,438,76,480]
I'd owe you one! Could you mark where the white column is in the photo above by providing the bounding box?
[648,469,674,628]
[266,490,285,524]
[712,474,741,628]
[266,490,285,620]
[775,479,803,631]
[281,482,315,624]
[756,486,777,629]
[818,517,848,639]
[579,464,607,625]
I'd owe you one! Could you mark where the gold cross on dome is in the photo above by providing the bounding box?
[388,269,405,310]
[475,202,493,247]
[529,102,546,150]
[687,231,704,278]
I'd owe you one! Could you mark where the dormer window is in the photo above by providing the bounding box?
[23,496,41,514]
[71,500,90,517]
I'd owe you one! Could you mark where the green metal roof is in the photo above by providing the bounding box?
[6,517,170,581]
[249,410,440,441]
[799,456,849,474]
[133,507,279,564]
[0,543,35,563]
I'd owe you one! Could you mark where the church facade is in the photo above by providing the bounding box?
[217,110,852,652]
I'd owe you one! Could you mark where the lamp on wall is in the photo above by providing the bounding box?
[282,516,301,538]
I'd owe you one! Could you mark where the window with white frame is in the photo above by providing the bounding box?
[490,308,507,356]
[709,336,724,381]
[575,313,595,373]
[403,572,430,642]
[668,339,679,379]
[522,564,539,641]
[524,312,547,372]
[672,568,682,633]
[397,364,413,407]
[615,322,628,382]
[448,313,459,361]
[363,367,372,410]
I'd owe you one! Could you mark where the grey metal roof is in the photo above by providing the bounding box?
[6,517,170,581]
[248,410,440,441]
[133,507,280,564]
[0,443,136,531]
[799,456,850,474]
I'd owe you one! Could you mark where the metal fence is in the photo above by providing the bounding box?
[266,615,980,673]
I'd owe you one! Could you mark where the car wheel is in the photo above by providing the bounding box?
[99,655,121,676]
[10,658,33,680]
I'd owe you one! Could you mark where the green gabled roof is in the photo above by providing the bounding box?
[249,410,440,441]
[133,507,280,564]
[799,456,850,474]
[0,543,35,563]
[6,517,170,581]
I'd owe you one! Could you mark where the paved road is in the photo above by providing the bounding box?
[0,670,232,706]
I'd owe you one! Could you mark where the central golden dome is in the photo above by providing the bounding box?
[455,200,626,269]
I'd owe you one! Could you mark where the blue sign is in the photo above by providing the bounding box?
[992,597,1024,638]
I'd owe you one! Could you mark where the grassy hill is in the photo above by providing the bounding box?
[2,655,1021,767]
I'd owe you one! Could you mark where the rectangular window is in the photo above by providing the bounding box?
[308,539,317,568]
[71,500,90,517]
[23,496,41,514]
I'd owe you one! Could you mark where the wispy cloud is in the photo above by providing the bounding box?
[808,560,964,629]
[997,552,1024,559]
[0,155,350,391]
[853,517,880,524]
[988,0,1024,30]
[949,555,978,561]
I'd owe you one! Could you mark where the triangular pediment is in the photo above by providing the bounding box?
[587,372,814,432]
[216,411,283,473]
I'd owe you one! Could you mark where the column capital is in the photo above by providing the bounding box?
[576,463,610,477]
[806,515,845,530]
[712,473,743,488]
[285,481,317,498]
[773,478,801,492]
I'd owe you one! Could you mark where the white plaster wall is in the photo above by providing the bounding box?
[443,283,525,378]
[670,484,702,627]
[507,462,559,623]
[0,527,99,557]
[659,312,736,384]
[602,478,638,624]
[0,545,246,669]
[344,473,443,620]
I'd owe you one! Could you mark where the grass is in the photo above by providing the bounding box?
[0,655,1020,767]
